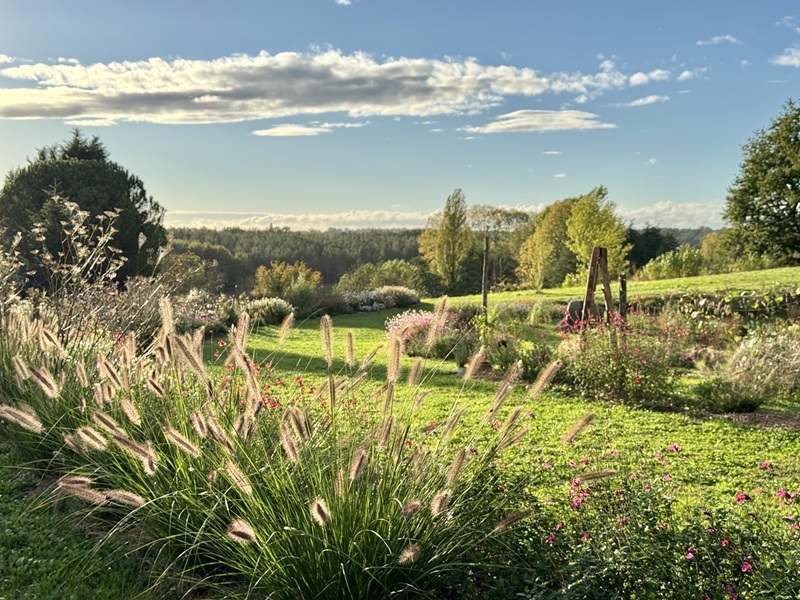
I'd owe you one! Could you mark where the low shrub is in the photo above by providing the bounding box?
[246,297,294,326]
[559,316,678,407]
[373,285,419,309]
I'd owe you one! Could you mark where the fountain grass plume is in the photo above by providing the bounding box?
[345,330,356,367]
[0,404,44,434]
[320,314,334,367]
[562,413,596,445]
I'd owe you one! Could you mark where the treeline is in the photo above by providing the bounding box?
[168,218,713,297]
[168,227,422,293]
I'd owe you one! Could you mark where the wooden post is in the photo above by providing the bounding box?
[581,246,602,323]
[598,248,615,324]
[619,274,627,321]
[481,233,489,311]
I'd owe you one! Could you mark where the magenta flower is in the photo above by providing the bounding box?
[741,561,753,572]
[721,538,730,547]
[735,491,749,504]
[685,547,695,559]
[760,461,773,469]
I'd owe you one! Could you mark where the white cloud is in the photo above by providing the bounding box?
[771,47,800,67]
[777,16,800,33]
[500,52,512,61]
[57,57,79,65]
[0,54,15,64]
[620,200,724,228]
[696,34,742,46]
[335,0,352,5]
[252,124,332,136]
[677,67,707,81]
[647,158,657,164]
[543,150,561,155]
[612,95,670,108]
[740,59,750,68]
[460,109,616,133]
[553,173,567,178]
[0,51,666,125]
[164,209,431,230]
[628,69,670,86]
[64,117,117,127]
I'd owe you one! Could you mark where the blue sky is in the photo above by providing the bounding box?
[1,1,799,230]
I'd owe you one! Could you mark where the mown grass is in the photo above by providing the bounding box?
[0,444,175,600]
[451,265,800,306]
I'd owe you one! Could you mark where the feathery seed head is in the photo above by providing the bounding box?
[430,489,452,516]
[310,497,330,526]
[164,427,201,459]
[494,509,533,533]
[105,489,147,508]
[227,518,258,544]
[349,448,368,481]
[398,543,422,565]
[402,499,422,518]
[320,314,334,366]
[225,460,253,495]
[561,413,596,445]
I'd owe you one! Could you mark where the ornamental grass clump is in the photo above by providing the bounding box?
[0,295,541,599]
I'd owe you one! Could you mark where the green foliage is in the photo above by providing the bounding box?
[0,130,167,284]
[724,98,800,263]
[637,244,705,281]
[690,377,765,413]
[559,315,681,407]
[516,198,577,289]
[566,186,632,277]
[336,259,420,294]
[418,189,475,293]
[626,225,679,270]
[246,296,294,326]
[251,260,321,311]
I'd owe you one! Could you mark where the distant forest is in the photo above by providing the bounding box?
[169,225,714,295]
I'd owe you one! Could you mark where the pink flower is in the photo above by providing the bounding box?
[685,547,695,559]
[555,522,564,531]
[580,531,590,541]
[760,461,773,469]
[544,533,556,545]
[735,492,749,504]
[777,489,788,498]
[668,444,682,453]
[721,538,730,547]
[630,472,637,479]
[741,561,753,572]
[663,474,671,481]
[544,460,554,469]
[617,516,628,525]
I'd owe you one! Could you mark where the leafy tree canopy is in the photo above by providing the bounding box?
[516,197,578,289]
[566,186,631,276]
[0,129,167,284]
[724,99,800,263]
[418,189,475,292]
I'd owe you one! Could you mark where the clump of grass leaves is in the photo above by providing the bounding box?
[0,296,543,599]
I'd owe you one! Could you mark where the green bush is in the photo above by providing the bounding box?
[559,317,678,407]
[246,297,294,326]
